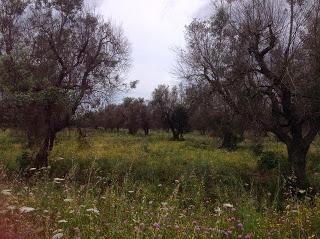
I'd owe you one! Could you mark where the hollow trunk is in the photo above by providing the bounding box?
[287,142,310,188]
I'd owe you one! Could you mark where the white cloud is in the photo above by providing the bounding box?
[98,0,210,100]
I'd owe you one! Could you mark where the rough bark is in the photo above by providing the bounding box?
[287,141,310,188]
[34,132,50,168]
[48,131,56,151]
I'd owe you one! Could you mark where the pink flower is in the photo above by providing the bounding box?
[245,233,253,239]
[237,223,244,230]
[223,229,232,237]
[153,223,160,230]
[139,223,145,230]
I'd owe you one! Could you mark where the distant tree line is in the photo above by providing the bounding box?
[77,83,245,146]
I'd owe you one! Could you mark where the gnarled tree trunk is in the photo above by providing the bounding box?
[287,140,310,188]
[34,132,50,168]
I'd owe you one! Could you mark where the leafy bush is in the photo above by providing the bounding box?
[16,150,33,173]
[257,151,282,172]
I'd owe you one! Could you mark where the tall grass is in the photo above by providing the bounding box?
[0,129,320,238]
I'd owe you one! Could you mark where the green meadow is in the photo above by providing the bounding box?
[1,130,320,238]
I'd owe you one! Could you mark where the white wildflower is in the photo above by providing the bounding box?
[215,207,222,215]
[128,190,134,194]
[63,198,73,202]
[19,206,35,213]
[52,232,64,239]
[298,189,306,194]
[53,178,65,182]
[223,203,234,208]
[1,189,12,196]
[29,168,37,171]
[7,205,16,210]
[58,219,68,224]
[86,208,100,215]
[53,229,64,234]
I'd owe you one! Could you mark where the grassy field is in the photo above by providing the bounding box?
[1,130,320,238]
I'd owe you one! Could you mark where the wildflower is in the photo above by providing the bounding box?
[244,233,253,239]
[223,229,232,237]
[298,189,306,194]
[175,179,180,183]
[86,208,100,215]
[223,203,234,209]
[53,178,65,184]
[192,220,197,225]
[153,222,160,230]
[58,219,68,224]
[52,232,64,239]
[63,198,73,202]
[158,184,162,187]
[139,223,145,230]
[1,189,12,196]
[237,223,244,230]
[128,190,134,194]
[19,206,35,213]
[29,168,37,171]
[161,202,168,206]
[53,229,63,234]
[215,207,222,215]
[175,224,180,230]
[7,205,16,211]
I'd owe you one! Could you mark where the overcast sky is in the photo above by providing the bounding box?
[97,0,211,101]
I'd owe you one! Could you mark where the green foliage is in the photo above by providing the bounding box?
[16,150,33,173]
[257,151,283,172]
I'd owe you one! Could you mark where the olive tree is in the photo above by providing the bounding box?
[0,0,130,167]
[151,85,189,140]
[176,0,320,187]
